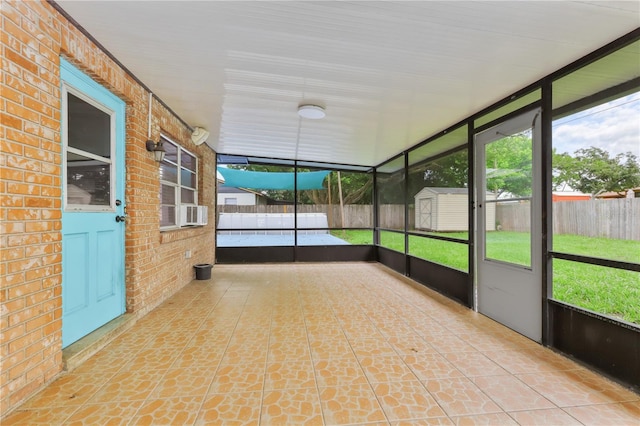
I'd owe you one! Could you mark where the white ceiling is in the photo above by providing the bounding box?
[55,1,640,167]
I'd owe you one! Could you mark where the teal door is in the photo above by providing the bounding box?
[61,58,126,348]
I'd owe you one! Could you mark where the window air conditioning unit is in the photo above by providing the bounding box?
[180,205,208,226]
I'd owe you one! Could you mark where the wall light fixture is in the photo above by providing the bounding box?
[145,139,166,162]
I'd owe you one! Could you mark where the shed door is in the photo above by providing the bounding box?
[61,59,126,348]
[419,198,433,229]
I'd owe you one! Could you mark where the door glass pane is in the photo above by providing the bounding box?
[67,152,110,206]
[483,131,533,267]
[67,93,111,158]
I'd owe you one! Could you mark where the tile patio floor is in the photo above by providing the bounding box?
[4,263,639,425]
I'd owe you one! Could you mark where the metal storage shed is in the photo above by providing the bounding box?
[414,187,496,232]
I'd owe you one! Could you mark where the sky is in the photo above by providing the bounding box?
[552,91,640,160]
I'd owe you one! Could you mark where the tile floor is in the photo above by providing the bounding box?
[4,263,639,425]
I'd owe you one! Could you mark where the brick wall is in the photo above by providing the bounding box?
[1,0,216,414]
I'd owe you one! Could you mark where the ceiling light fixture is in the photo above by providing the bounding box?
[298,104,326,119]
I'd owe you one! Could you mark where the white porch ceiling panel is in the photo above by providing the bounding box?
[55,1,639,167]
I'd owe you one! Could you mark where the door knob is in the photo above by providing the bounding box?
[115,215,127,223]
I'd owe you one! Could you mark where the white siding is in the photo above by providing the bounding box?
[485,200,496,232]
[435,194,468,231]
[217,192,256,206]
[414,188,496,231]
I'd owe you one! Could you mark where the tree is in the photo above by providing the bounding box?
[484,134,532,197]
[407,149,468,199]
[306,171,372,205]
[553,147,640,195]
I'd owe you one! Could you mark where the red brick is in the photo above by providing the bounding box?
[6,234,40,247]
[22,72,55,96]
[24,221,53,233]
[26,313,53,332]
[0,168,24,182]
[1,247,25,261]
[9,378,43,408]
[24,96,53,118]
[1,85,23,103]
[39,115,59,131]
[7,329,41,354]
[26,266,56,281]
[40,162,60,175]
[6,182,39,196]
[2,298,26,316]
[1,222,25,234]
[0,196,24,208]
[43,319,61,337]
[0,112,22,130]
[5,128,41,147]
[7,280,42,301]
[4,74,40,99]
[40,209,61,220]
[24,243,55,257]
[39,187,61,198]
[1,2,22,26]
[3,46,39,75]
[0,324,26,344]
[41,232,61,243]
[2,272,25,287]
[23,172,53,185]
[23,146,55,163]
[26,288,55,306]
[5,155,40,171]
[9,352,43,381]
[6,100,41,124]
[38,19,60,45]
[7,209,39,221]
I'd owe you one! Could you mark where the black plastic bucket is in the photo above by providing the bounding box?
[194,263,213,280]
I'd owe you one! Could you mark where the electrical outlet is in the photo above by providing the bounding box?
[185,250,192,259]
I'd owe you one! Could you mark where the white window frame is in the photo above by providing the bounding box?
[160,135,198,229]
[62,84,117,212]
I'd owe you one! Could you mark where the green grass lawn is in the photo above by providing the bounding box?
[336,229,640,324]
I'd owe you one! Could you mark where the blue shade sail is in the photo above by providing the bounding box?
[217,168,329,190]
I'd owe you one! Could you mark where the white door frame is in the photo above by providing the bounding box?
[475,108,542,342]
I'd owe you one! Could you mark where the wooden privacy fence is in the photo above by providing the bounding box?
[217,204,412,229]
[496,198,639,240]
[217,204,375,228]
[218,198,639,240]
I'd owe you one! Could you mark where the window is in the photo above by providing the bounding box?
[376,156,406,252]
[296,168,373,246]
[551,40,640,324]
[217,161,296,247]
[64,91,114,209]
[407,125,470,271]
[224,198,237,205]
[160,135,198,228]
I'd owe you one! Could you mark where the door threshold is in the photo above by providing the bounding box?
[62,313,136,372]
